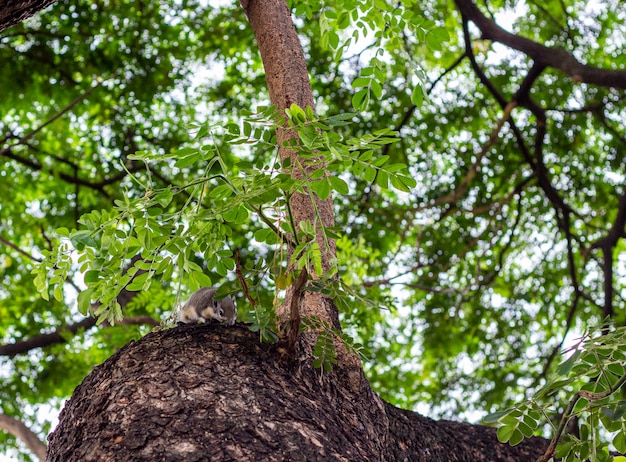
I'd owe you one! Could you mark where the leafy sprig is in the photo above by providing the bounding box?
[485,324,626,462]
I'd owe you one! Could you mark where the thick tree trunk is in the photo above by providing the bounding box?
[46,324,549,461]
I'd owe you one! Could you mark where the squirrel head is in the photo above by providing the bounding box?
[212,296,237,325]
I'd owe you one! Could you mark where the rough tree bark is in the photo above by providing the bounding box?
[0,0,57,33]
[46,323,550,461]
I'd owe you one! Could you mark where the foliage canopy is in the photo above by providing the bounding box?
[0,0,625,460]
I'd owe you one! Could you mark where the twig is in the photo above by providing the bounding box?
[0,74,113,156]
[234,249,256,307]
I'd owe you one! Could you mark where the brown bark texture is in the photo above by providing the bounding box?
[0,0,57,32]
[46,323,549,461]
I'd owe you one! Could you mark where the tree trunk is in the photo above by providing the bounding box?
[242,0,363,391]
[46,324,549,461]
[242,0,337,280]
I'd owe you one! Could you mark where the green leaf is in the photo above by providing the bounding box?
[310,179,332,200]
[371,79,382,99]
[153,188,173,208]
[287,103,307,124]
[174,152,201,168]
[70,230,97,250]
[352,88,369,110]
[613,427,626,453]
[352,77,370,89]
[84,270,100,283]
[77,289,93,316]
[189,271,212,289]
[483,410,510,424]
[329,176,349,195]
[411,84,424,106]
[223,205,249,224]
[497,424,514,443]
[363,166,376,182]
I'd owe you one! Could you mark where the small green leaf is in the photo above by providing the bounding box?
[311,179,331,200]
[483,410,510,424]
[153,188,173,208]
[223,205,249,224]
[329,176,349,195]
[174,152,201,168]
[77,288,93,315]
[497,425,514,443]
[190,271,212,289]
[363,166,376,182]
[613,428,626,453]
[351,77,370,89]
[371,79,382,98]
[84,270,100,283]
[411,84,424,106]
[352,88,369,110]
[288,104,307,123]
[70,230,97,250]
[53,285,63,302]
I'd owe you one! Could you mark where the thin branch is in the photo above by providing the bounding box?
[234,249,256,308]
[430,100,517,208]
[0,236,42,262]
[0,315,158,357]
[381,53,466,159]
[530,290,582,389]
[1,147,145,194]
[0,317,96,357]
[1,75,110,155]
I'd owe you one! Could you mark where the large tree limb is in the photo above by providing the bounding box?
[454,0,626,89]
[46,324,550,461]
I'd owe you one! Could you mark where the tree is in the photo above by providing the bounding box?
[0,0,624,461]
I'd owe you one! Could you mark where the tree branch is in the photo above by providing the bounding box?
[0,315,159,357]
[0,235,42,262]
[1,75,109,152]
[0,414,47,461]
[454,0,626,89]
[1,146,145,194]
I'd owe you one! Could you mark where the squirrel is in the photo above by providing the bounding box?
[177,287,237,325]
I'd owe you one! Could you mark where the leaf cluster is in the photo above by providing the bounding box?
[487,325,626,461]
